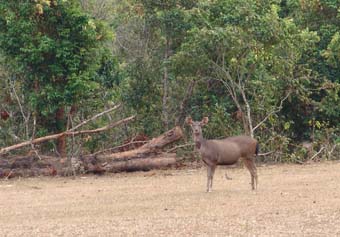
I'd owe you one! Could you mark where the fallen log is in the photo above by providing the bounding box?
[106,154,177,172]
[84,153,177,173]
[80,126,183,174]
[0,155,68,178]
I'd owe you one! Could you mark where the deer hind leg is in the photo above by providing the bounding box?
[251,159,258,190]
[206,166,211,192]
[243,158,258,190]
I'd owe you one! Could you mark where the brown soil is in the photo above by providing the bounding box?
[1,161,340,236]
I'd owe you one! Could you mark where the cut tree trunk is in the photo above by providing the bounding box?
[97,126,183,160]
[105,154,177,172]
[83,153,177,174]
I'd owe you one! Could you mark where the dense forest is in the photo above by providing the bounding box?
[0,0,339,165]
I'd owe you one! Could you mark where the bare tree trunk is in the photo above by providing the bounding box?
[175,79,196,126]
[240,88,253,138]
[56,107,66,157]
[212,61,250,135]
[162,38,170,130]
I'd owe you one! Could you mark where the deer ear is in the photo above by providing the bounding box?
[201,117,209,125]
[185,117,193,125]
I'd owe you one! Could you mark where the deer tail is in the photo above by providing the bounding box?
[255,142,259,156]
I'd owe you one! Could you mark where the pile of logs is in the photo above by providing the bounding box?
[0,126,183,178]
[0,105,185,178]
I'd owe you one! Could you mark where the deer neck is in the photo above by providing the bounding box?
[194,134,205,150]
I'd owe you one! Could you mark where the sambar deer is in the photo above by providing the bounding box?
[186,117,259,192]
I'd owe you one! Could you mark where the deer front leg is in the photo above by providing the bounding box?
[206,166,212,192]
[206,165,216,192]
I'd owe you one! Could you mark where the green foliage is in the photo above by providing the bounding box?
[0,0,339,161]
[323,32,340,67]
[0,1,101,112]
[0,0,113,138]
[173,0,317,136]
[111,0,339,162]
[280,0,340,139]
[113,0,198,134]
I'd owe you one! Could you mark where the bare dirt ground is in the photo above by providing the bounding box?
[1,161,340,237]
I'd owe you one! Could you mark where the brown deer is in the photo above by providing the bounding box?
[186,117,258,192]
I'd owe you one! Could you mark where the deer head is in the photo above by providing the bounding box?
[186,117,209,139]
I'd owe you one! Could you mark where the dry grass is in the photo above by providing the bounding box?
[1,161,340,236]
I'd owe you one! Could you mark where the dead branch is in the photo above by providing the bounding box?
[10,79,31,140]
[308,146,326,161]
[0,115,135,155]
[68,104,121,132]
[327,143,339,158]
[4,170,13,180]
[69,115,135,136]
[257,151,275,157]
[166,143,194,153]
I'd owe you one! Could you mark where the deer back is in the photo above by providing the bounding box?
[224,136,258,157]
[200,139,242,165]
